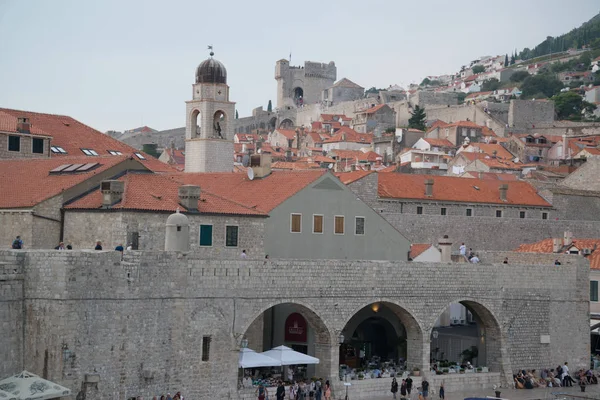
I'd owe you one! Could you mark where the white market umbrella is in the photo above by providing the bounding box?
[239,348,282,368]
[0,371,71,400]
[0,388,17,400]
[261,345,320,365]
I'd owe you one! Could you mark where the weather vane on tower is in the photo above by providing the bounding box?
[208,45,214,57]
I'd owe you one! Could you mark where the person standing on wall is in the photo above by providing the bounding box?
[405,376,413,396]
[12,235,23,249]
[391,377,399,399]
[400,379,407,400]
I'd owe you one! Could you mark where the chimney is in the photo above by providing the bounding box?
[424,179,434,197]
[438,235,452,263]
[563,231,573,247]
[16,117,31,134]
[178,185,201,212]
[499,184,508,202]
[478,171,484,179]
[251,153,272,179]
[101,180,125,208]
[552,238,562,253]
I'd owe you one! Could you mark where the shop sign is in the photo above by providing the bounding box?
[285,313,307,342]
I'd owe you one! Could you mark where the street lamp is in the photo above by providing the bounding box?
[338,332,345,344]
[241,337,249,348]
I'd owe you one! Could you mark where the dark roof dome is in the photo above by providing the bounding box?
[195,56,227,84]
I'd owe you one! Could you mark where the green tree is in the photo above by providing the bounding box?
[510,70,530,82]
[510,53,516,65]
[365,87,384,95]
[520,75,564,99]
[142,144,159,158]
[420,78,431,86]
[504,54,509,67]
[235,110,239,119]
[472,65,485,74]
[267,100,272,112]
[481,78,501,91]
[408,105,427,131]
[552,91,597,120]
[457,92,467,104]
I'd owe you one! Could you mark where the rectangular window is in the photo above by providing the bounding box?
[8,136,20,152]
[225,225,238,247]
[291,214,302,233]
[355,217,365,235]
[202,336,211,361]
[441,207,447,216]
[542,212,548,220]
[81,148,98,156]
[199,224,213,246]
[519,211,526,219]
[135,152,146,160]
[32,138,44,154]
[51,146,67,154]
[313,215,323,234]
[417,206,423,215]
[334,216,345,235]
[466,208,473,217]
[591,281,599,302]
[496,210,502,218]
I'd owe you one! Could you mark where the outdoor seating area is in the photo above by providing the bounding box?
[0,370,71,400]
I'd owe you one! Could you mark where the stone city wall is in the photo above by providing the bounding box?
[0,250,589,399]
[508,100,555,130]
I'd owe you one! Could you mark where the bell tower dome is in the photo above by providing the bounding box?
[185,48,235,172]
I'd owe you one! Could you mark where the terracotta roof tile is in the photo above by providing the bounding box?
[334,170,375,184]
[330,149,382,162]
[274,129,297,140]
[515,238,600,270]
[361,104,387,114]
[446,120,484,129]
[462,143,514,159]
[0,155,140,208]
[0,108,174,173]
[410,243,434,259]
[323,127,373,144]
[423,138,455,148]
[378,172,550,207]
[272,161,322,170]
[461,172,518,181]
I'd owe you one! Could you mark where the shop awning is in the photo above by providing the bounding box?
[261,345,320,365]
[0,388,17,400]
[591,319,600,333]
[239,348,282,368]
[0,371,71,400]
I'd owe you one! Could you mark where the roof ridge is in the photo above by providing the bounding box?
[0,107,70,119]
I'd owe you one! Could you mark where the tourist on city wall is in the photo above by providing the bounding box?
[115,243,124,252]
[241,249,248,259]
[421,377,429,399]
[94,241,103,250]
[11,235,23,249]
[405,376,413,395]
[438,381,445,399]
[459,242,467,260]
[391,377,399,399]
[55,242,65,250]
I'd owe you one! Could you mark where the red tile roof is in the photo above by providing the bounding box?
[330,149,382,162]
[323,127,373,144]
[410,243,434,259]
[0,108,174,172]
[162,148,185,171]
[298,155,335,164]
[377,173,550,207]
[462,143,514,159]
[515,238,600,270]
[334,170,375,184]
[461,172,518,181]
[423,138,455,148]
[0,155,142,208]
[67,170,327,214]
[320,114,352,122]
[361,104,387,114]
[274,129,297,140]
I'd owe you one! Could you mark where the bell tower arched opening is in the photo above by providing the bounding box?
[293,87,304,107]
[213,110,226,139]
[190,109,202,138]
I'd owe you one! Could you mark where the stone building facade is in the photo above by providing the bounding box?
[0,249,589,399]
[275,59,337,109]
[0,130,51,160]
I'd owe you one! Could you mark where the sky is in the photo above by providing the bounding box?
[0,0,599,132]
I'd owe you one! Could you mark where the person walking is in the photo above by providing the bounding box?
[315,379,322,400]
[276,381,286,400]
[405,376,413,396]
[439,381,445,399]
[422,377,429,399]
[256,383,268,400]
[324,381,331,400]
[459,242,467,260]
[400,379,407,400]
[391,377,399,399]
[241,249,248,259]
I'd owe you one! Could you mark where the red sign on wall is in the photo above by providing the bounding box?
[285,313,307,343]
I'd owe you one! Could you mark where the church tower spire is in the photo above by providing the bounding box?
[184,48,235,172]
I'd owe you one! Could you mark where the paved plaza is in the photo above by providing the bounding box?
[369,384,600,400]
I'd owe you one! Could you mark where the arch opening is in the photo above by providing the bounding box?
[279,119,294,129]
[213,110,226,139]
[340,302,424,378]
[191,109,201,138]
[293,87,304,107]
[430,300,502,374]
[242,302,332,384]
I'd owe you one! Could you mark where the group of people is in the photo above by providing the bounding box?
[459,243,480,263]
[133,392,184,400]
[390,377,440,400]
[513,362,597,390]
[255,380,331,400]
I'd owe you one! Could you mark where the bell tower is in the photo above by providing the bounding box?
[185,48,235,172]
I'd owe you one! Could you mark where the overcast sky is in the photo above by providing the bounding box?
[0,0,598,132]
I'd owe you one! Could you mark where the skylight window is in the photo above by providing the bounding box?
[134,153,146,160]
[51,146,67,154]
[81,148,98,156]
[108,150,122,155]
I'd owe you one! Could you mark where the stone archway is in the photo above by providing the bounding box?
[279,119,294,129]
[190,109,201,138]
[241,301,334,380]
[430,299,505,376]
[340,301,425,373]
[213,110,226,139]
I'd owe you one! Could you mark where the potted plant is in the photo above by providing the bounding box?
[358,373,364,380]
[413,367,420,376]
[476,367,482,373]
[442,368,449,374]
